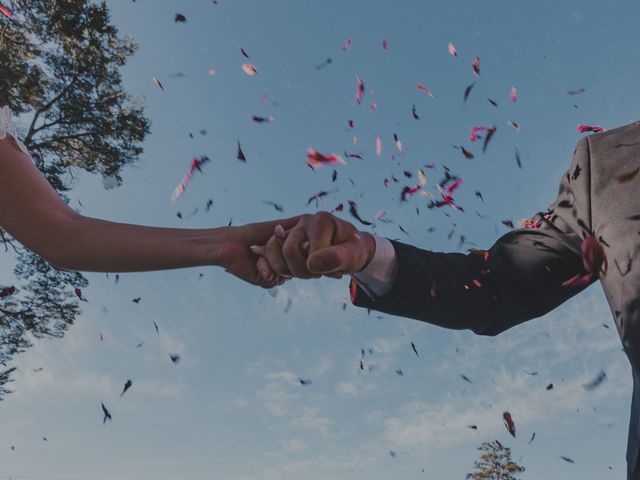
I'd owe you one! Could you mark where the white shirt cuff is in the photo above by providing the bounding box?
[351,235,397,298]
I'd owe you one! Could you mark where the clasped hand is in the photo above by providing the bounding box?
[249,212,375,286]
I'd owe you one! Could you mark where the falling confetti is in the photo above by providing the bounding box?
[355,75,365,104]
[583,369,607,391]
[251,115,274,123]
[348,201,372,226]
[472,56,480,76]
[577,124,606,134]
[416,83,433,97]
[482,126,497,152]
[305,190,336,207]
[463,83,475,102]
[262,200,284,212]
[393,133,403,152]
[152,77,165,91]
[171,156,211,203]
[236,140,246,162]
[315,58,333,70]
[373,210,385,222]
[460,146,474,159]
[447,41,457,56]
[241,63,257,75]
[120,379,133,397]
[510,86,517,102]
[306,149,346,169]
[469,125,487,142]
[101,403,112,424]
[503,411,516,437]
[508,120,521,132]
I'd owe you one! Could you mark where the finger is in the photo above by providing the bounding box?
[243,215,305,246]
[306,212,337,256]
[307,241,364,274]
[263,234,291,276]
[257,256,276,283]
[275,224,287,240]
[250,245,266,256]
[282,228,313,278]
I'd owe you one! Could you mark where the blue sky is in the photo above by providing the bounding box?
[1,0,639,478]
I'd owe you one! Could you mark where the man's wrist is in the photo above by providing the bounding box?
[358,231,376,273]
[351,235,397,298]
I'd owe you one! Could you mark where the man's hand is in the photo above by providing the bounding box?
[250,212,376,282]
[215,216,302,288]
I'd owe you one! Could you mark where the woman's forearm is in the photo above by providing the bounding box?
[48,214,229,273]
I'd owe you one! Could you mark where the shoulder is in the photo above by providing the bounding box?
[583,120,640,153]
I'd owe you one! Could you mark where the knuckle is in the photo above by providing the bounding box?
[282,240,298,259]
[299,213,312,224]
[272,262,289,276]
[314,211,332,224]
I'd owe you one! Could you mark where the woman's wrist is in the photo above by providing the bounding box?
[205,226,235,268]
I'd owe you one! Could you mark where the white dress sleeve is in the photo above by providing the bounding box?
[0,106,32,159]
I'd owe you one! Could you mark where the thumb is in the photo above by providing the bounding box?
[307,244,356,274]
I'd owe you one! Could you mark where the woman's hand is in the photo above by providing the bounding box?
[214,216,303,288]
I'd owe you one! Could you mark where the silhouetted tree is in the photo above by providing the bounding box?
[466,440,525,480]
[0,0,149,397]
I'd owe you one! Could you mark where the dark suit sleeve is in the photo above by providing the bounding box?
[351,136,596,336]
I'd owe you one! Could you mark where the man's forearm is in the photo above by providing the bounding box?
[46,214,226,273]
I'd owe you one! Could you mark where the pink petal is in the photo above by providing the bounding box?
[355,75,365,104]
[472,56,480,76]
[306,149,346,169]
[577,124,606,134]
[241,63,257,75]
[416,83,433,97]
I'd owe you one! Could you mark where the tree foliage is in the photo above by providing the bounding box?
[0,0,149,397]
[466,440,525,480]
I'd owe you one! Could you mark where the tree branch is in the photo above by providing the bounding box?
[24,77,79,146]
